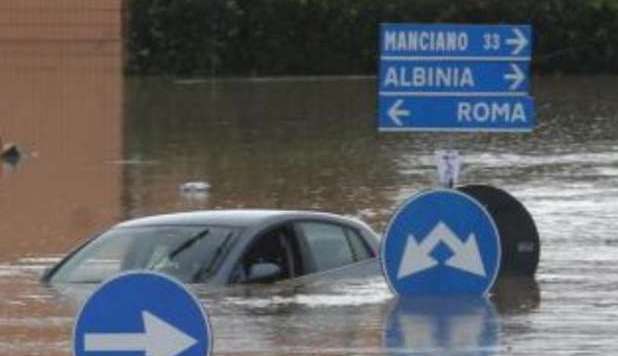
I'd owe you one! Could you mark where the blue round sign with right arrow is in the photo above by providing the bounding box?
[73,272,212,356]
[381,189,501,296]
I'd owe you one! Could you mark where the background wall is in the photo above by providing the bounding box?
[0,0,124,260]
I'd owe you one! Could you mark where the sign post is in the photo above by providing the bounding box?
[378,24,534,132]
[377,24,536,296]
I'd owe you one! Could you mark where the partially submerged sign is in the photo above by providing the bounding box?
[458,184,540,277]
[378,23,535,132]
[380,189,501,296]
[73,272,212,356]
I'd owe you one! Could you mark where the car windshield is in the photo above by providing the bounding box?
[49,225,238,284]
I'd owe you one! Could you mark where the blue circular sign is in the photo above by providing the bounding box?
[74,272,212,356]
[381,189,501,296]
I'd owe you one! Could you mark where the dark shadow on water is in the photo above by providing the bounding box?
[491,277,541,315]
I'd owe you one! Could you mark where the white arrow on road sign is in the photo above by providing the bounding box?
[503,63,525,90]
[397,221,487,279]
[84,311,197,356]
[505,28,528,56]
[388,99,410,126]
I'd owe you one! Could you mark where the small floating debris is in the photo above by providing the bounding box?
[179,181,211,192]
[179,181,210,202]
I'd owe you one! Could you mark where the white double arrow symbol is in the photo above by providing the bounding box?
[84,311,197,356]
[503,63,525,90]
[505,28,529,55]
[397,221,487,279]
[388,99,409,126]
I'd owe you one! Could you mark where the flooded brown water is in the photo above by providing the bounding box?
[2,74,618,354]
[2,2,618,355]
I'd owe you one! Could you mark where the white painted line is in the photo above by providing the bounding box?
[378,127,533,133]
[381,56,531,62]
[379,91,528,97]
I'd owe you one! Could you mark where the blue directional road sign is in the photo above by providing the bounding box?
[381,24,532,59]
[379,96,535,132]
[74,272,212,356]
[380,190,501,296]
[379,62,530,93]
[378,23,535,132]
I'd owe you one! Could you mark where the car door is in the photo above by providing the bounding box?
[293,221,375,275]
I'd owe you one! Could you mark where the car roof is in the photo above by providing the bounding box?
[114,209,363,229]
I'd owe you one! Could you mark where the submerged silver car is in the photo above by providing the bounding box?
[43,210,380,286]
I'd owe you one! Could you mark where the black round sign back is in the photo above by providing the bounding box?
[457,184,540,277]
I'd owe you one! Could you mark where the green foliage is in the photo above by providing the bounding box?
[126,0,618,76]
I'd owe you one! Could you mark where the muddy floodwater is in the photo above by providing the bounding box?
[1,73,618,355]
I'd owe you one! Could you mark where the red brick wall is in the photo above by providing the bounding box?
[0,0,123,40]
[0,0,124,261]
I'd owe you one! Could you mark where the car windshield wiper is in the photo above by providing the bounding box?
[66,279,103,284]
[168,228,210,260]
[147,228,210,270]
[191,232,234,282]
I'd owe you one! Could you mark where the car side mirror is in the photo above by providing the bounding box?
[246,262,282,283]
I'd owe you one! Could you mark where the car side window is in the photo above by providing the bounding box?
[229,225,300,284]
[297,222,355,272]
[345,228,374,260]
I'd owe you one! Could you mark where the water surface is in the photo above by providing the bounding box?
[1,74,618,355]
